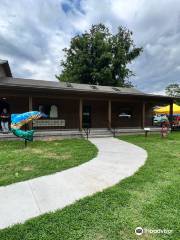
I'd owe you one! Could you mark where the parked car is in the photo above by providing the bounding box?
[154,114,180,130]
[153,115,169,126]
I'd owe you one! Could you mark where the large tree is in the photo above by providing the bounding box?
[56,24,143,87]
[165,83,180,97]
[165,83,180,104]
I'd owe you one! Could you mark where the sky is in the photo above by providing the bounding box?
[0,0,180,94]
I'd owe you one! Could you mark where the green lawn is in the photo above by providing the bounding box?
[0,133,179,240]
[0,139,97,186]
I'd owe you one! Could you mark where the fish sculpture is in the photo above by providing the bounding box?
[11,111,46,141]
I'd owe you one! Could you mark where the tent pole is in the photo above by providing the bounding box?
[169,101,173,131]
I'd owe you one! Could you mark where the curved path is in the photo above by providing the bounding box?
[0,137,147,229]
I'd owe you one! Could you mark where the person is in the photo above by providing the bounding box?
[1,108,10,133]
[161,121,169,138]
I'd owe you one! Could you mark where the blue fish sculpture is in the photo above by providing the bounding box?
[11,111,46,141]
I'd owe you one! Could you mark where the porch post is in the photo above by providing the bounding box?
[141,102,145,128]
[28,96,33,129]
[108,99,111,129]
[169,101,173,130]
[79,98,83,130]
[29,96,32,111]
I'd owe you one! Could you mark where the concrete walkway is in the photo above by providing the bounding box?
[0,137,147,229]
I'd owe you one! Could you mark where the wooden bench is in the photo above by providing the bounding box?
[33,119,65,128]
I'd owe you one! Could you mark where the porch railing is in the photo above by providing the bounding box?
[110,127,116,137]
[106,120,116,137]
[83,127,91,139]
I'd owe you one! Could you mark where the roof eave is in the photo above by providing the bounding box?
[0,61,12,77]
[0,82,176,101]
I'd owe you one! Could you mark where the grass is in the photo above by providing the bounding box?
[0,139,97,186]
[0,133,179,239]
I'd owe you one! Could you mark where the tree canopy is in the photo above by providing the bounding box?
[165,83,180,104]
[56,24,143,87]
[165,83,180,97]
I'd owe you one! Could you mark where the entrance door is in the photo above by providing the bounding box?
[83,105,91,128]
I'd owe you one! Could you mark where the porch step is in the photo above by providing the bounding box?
[83,129,113,138]
[0,127,162,141]
[114,127,162,134]
[88,134,113,138]
[0,130,83,141]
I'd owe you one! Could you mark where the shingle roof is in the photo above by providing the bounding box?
[0,76,176,100]
[0,59,178,100]
[0,76,144,94]
[0,58,177,101]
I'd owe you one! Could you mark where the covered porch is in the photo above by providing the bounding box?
[0,91,174,132]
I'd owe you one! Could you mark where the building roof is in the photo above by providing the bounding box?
[0,76,143,94]
[0,76,177,101]
[0,60,177,101]
[0,60,12,77]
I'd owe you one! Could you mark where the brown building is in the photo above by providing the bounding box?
[0,60,176,135]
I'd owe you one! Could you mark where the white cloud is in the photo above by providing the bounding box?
[0,0,75,80]
[152,90,166,96]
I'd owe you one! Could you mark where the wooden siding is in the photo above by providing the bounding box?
[0,90,170,129]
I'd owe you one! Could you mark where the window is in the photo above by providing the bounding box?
[118,108,132,118]
[112,87,121,92]
[90,85,98,90]
[66,83,73,88]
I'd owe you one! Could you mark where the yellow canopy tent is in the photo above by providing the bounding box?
[154,103,180,114]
